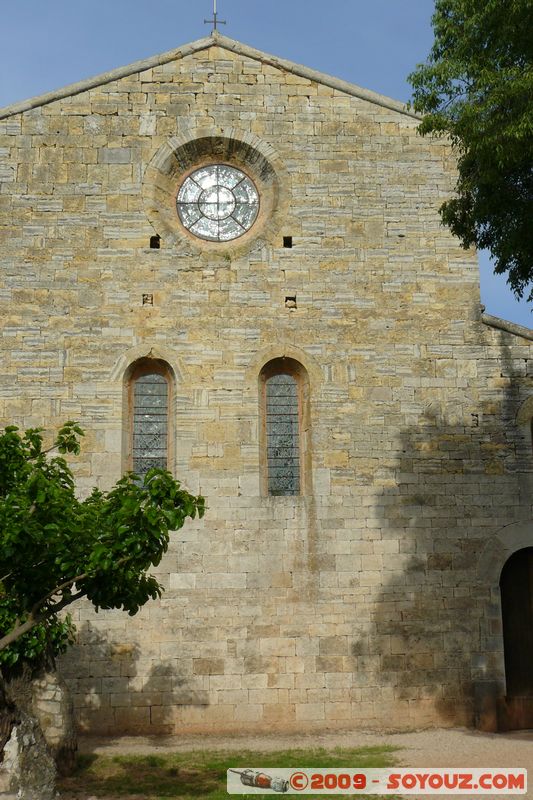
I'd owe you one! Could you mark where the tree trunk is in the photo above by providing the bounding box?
[0,679,16,756]
[0,667,77,799]
[0,677,19,796]
[1,708,57,800]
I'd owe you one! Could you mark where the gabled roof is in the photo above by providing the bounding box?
[0,32,420,120]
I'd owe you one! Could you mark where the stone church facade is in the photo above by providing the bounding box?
[1,33,532,735]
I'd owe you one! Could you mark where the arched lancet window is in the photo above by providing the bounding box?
[259,358,310,496]
[125,359,173,478]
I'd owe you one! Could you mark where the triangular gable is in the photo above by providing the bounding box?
[0,32,419,120]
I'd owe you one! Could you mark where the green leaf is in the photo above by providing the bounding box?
[0,422,203,668]
[408,0,533,297]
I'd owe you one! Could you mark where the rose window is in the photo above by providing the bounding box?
[176,164,259,242]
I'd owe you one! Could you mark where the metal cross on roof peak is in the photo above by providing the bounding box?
[205,0,226,32]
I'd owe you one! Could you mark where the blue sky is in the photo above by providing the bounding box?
[1,0,530,327]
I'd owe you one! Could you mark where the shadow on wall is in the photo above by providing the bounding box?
[353,332,531,729]
[59,622,209,735]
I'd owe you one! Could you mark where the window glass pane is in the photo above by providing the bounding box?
[191,167,218,190]
[218,216,245,241]
[266,373,300,496]
[189,216,219,241]
[133,373,168,477]
[177,181,202,204]
[177,164,259,242]
[178,204,202,228]
[233,203,257,229]
[233,178,258,204]
[217,165,242,189]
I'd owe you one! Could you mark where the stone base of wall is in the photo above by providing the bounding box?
[73,697,473,737]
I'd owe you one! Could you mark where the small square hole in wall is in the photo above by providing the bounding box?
[142,294,154,306]
[285,296,297,310]
[150,235,161,249]
[283,236,293,248]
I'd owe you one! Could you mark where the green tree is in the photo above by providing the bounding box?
[409,0,533,298]
[0,422,204,665]
[0,422,204,796]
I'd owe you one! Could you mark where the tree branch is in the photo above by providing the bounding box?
[0,555,133,653]
[0,558,46,585]
[0,616,39,651]
[0,572,90,653]
[0,589,86,652]
[29,570,90,617]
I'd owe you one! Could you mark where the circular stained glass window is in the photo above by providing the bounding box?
[176,164,260,242]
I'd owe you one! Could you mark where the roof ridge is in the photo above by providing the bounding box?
[481,312,533,341]
[0,32,419,121]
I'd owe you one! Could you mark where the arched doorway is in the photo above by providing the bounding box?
[500,547,533,729]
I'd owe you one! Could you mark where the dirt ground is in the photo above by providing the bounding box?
[73,727,533,799]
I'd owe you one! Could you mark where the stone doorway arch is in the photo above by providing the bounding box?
[476,522,533,730]
[500,547,533,729]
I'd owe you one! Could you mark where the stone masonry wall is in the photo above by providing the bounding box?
[1,38,532,734]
